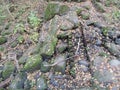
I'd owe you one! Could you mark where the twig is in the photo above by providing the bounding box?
[0,77,11,88]
[75,38,80,55]
[44,54,79,67]
[14,54,20,72]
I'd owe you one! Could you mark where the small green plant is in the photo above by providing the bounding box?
[28,11,41,29]
[14,23,25,34]
[0,5,6,25]
[112,10,120,21]
[17,35,24,44]
[70,67,76,77]
[99,52,109,57]
[102,27,109,36]
[30,32,39,42]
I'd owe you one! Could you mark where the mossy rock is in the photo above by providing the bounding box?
[40,61,51,73]
[2,61,15,79]
[57,31,71,39]
[9,72,28,90]
[44,3,59,21]
[81,12,90,20]
[23,54,42,72]
[59,5,69,15]
[39,32,58,57]
[36,76,48,90]
[19,55,29,64]
[40,42,55,57]
[56,42,68,53]
[0,36,7,45]
[48,15,61,36]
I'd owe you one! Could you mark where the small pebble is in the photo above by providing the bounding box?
[78,60,89,67]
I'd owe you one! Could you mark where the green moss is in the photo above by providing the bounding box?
[24,54,42,72]
[112,10,120,21]
[2,61,15,79]
[1,30,11,36]
[59,5,69,15]
[0,36,7,45]
[44,3,59,21]
[40,42,55,56]
[28,11,41,29]
[76,8,83,16]
[102,27,109,36]
[94,2,105,12]
[81,13,90,20]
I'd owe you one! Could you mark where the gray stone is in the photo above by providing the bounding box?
[108,29,120,39]
[78,60,89,67]
[115,37,120,45]
[54,54,67,74]
[56,42,68,53]
[63,11,79,27]
[19,46,39,64]
[57,31,71,39]
[93,70,115,83]
[95,39,102,46]
[93,56,105,67]
[109,59,120,67]
[36,77,48,90]
[40,61,51,73]
[9,72,28,90]
[105,43,120,58]
[60,19,74,31]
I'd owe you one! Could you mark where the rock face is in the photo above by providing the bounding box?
[2,61,15,79]
[23,54,42,72]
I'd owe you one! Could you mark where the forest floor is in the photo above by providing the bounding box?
[0,0,120,90]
